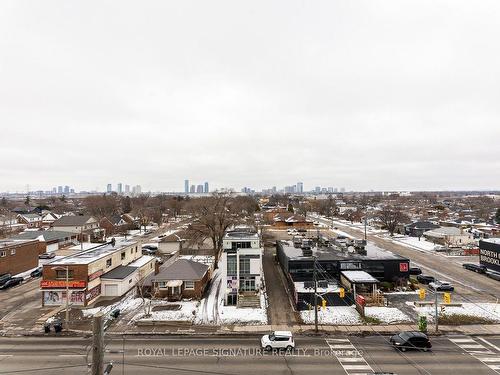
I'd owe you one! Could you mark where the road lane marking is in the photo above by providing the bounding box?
[450,336,499,374]
[479,338,500,353]
[326,338,374,375]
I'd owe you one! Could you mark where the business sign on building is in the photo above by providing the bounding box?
[479,240,500,273]
[43,290,85,306]
[41,280,87,289]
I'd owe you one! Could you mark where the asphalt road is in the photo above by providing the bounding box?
[316,217,500,302]
[0,335,499,374]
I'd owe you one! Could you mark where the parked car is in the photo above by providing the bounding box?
[0,277,23,290]
[486,270,500,281]
[416,275,435,284]
[30,267,43,278]
[261,331,295,351]
[142,249,157,255]
[409,267,422,275]
[297,229,307,233]
[39,252,56,259]
[142,244,158,250]
[429,280,454,292]
[462,263,487,274]
[0,273,12,287]
[390,331,432,352]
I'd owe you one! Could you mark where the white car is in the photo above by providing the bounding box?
[261,331,295,351]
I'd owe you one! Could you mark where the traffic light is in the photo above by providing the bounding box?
[443,292,451,304]
[419,289,426,300]
[339,288,345,298]
[322,299,327,310]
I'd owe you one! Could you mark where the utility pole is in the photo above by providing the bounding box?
[434,291,439,333]
[92,313,105,375]
[313,256,318,333]
[65,266,70,330]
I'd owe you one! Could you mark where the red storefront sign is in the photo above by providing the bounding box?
[41,280,87,289]
[399,262,409,272]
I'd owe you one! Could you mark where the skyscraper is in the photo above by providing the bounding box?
[107,184,112,193]
[204,182,209,193]
[63,185,70,194]
[190,185,195,193]
[125,185,130,194]
[117,183,123,194]
[57,186,63,194]
[184,179,189,194]
[196,184,204,193]
[296,182,303,193]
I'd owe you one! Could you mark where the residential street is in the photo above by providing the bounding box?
[0,335,499,374]
[316,217,500,302]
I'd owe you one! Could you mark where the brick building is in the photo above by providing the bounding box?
[0,239,41,276]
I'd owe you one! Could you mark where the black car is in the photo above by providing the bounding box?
[39,252,56,259]
[0,273,12,287]
[416,275,435,284]
[462,263,488,274]
[409,267,422,275]
[0,277,23,290]
[142,244,158,250]
[390,331,432,352]
[30,267,43,278]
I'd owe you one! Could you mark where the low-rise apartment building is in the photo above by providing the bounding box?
[220,228,263,306]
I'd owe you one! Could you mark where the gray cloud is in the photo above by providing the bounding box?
[1,1,499,192]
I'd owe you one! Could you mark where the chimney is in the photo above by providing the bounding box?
[154,261,160,275]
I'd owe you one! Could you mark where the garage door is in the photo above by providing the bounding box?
[104,284,118,296]
[46,243,59,252]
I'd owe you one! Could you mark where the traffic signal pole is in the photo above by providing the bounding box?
[313,256,318,333]
[434,291,439,333]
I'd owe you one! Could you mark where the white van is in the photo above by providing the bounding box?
[261,331,295,351]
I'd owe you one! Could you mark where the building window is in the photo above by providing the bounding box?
[231,241,251,250]
[135,246,138,253]
[227,255,237,276]
[184,281,195,290]
[0,251,6,257]
[239,258,250,274]
[10,249,16,255]
[157,281,167,288]
[131,249,133,254]
[56,269,74,280]
[106,259,112,268]
[121,252,125,260]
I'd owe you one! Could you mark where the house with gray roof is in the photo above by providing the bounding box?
[142,258,210,300]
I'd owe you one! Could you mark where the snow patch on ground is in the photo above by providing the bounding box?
[134,300,199,322]
[392,237,437,252]
[365,307,411,324]
[300,306,362,325]
[82,294,143,318]
[218,292,268,325]
[409,302,500,323]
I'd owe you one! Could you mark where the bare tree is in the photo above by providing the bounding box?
[377,206,409,236]
[185,192,248,269]
[135,268,160,317]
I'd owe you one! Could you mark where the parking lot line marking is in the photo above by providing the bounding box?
[460,344,489,349]
[450,338,475,343]
[342,365,373,371]
[477,357,500,363]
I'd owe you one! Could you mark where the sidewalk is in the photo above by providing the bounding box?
[7,323,500,338]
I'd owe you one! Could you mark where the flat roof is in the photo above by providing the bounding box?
[481,238,500,245]
[279,240,405,262]
[341,270,379,283]
[101,265,137,280]
[0,239,38,248]
[50,239,138,265]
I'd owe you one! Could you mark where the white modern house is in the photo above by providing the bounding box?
[220,227,263,306]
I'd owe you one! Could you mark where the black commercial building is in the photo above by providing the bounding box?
[276,238,410,310]
[479,239,500,273]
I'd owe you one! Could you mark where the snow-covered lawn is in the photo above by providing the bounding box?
[83,294,143,318]
[217,292,268,325]
[300,305,411,325]
[365,307,411,324]
[134,300,199,322]
[409,302,500,323]
[392,237,437,252]
[301,306,362,325]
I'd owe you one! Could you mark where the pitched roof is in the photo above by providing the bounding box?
[52,215,96,226]
[151,259,209,281]
[11,230,77,242]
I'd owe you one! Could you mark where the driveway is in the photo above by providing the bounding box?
[262,244,297,325]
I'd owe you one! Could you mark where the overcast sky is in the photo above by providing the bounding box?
[1,1,499,193]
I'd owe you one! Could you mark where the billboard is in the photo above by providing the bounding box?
[41,280,86,289]
[479,240,500,273]
[43,290,85,306]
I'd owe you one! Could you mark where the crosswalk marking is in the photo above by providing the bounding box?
[326,338,374,375]
[449,336,500,374]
